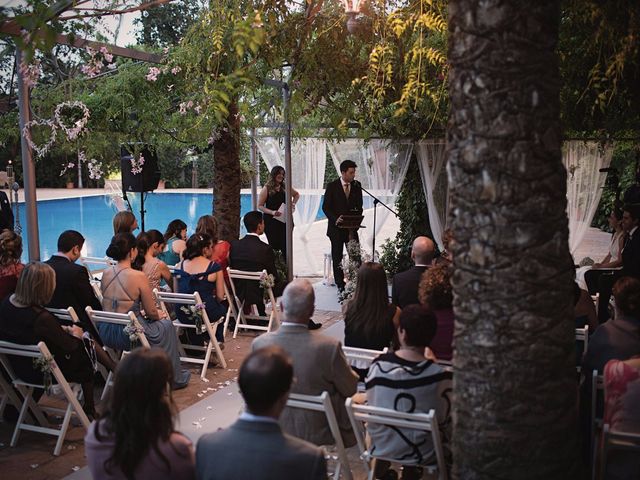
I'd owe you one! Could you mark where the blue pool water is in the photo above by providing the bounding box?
[17,192,326,260]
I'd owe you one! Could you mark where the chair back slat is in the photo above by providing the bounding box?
[85,307,151,349]
[46,306,81,324]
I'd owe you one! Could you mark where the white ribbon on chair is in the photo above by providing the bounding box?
[327,139,413,255]
[563,141,613,255]
[254,137,327,273]
[415,139,448,251]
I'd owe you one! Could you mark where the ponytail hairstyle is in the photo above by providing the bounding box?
[163,219,187,242]
[183,233,212,261]
[133,230,164,270]
[106,233,137,262]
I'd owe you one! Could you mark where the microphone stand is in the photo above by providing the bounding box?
[355,181,398,261]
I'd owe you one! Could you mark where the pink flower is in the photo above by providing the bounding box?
[146,67,161,82]
[171,66,182,75]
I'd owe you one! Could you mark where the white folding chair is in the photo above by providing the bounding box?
[46,306,81,325]
[342,346,388,370]
[599,424,640,480]
[0,340,90,456]
[226,267,280,338]
[286,392,353,480]
[591,370,605,480]
[575,325,589,373]
[79,256,116,301]
[345,398,448,480]
[153,289,227,378]
[85,307,150,399]
[222,280,240,341]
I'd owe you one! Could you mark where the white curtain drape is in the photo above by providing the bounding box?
[415,139,448,251]
[254,137,327,273]
[563,141,613,255]
[327,139,413,255]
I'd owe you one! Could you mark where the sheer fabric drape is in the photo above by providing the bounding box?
[563,141,613,255]
[415,139,448,251]
[327,139,413,255]
[254,137,326,272]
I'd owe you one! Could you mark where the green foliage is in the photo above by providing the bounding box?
[135,1,204,47]
[379,155,431,277]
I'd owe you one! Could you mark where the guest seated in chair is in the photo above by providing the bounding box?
[366,304,453,480]
[196,215,231,279]
[100,233,190,389]
[85,348,196,480]
[112,211,138,235]
[344,262,400,380]
[133,229,173,293]
[418,263,454,362]
[174,233,226,345]
[0,262,103,417]
[252,279,358,448]
[0,229,24,300]
[196,346,327,480]
[158,219,187,266]
[230,211,294,325]
[391,236,435,308]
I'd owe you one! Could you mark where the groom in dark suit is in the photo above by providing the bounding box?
[45,230,103,344]
[322,159,363,291]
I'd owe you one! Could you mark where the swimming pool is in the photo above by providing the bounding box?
[17,192,327,260]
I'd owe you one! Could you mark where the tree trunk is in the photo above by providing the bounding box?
[447,1,579,478]
[212,101,241,241]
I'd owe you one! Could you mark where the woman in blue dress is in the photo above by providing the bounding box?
[100,233,190,389]
[173,233,226,346]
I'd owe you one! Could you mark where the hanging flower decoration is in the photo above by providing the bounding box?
[87,157,103,180]
[146,66,161,82]
[259,272,276,301]
[54,101,90,140]
[19,60,41,89]
[33,354,54,394]
[123,318,144,346]
[81,46,116,78]
[22,119,57,158]
[130,154,145,175]
[180,303,207,333]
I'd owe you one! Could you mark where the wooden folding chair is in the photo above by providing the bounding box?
[85,307,150,399]
[0,340,90,456]
[286,392,353,480]
[599,424,640,480]
[345,398,448,480]
[226,267,280,338]
[153,289,227,378]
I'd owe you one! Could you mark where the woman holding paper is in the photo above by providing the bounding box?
[258,166,299,258]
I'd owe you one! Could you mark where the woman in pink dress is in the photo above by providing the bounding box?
[0,230,24,300]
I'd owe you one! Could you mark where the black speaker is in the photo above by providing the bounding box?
[120,144,161,192]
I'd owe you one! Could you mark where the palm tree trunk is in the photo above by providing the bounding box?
[212,101,241,241]
[447,1,579,478]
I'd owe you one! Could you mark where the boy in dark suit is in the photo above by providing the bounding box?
[322,160,363,292]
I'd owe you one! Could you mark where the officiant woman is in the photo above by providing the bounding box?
[258,166,299,258]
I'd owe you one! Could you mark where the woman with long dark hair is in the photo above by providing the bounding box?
[158,219,187,266]
[257,166,299,257]
[195,215,230,276]
[174,233,226,345]
[85,348,196,480]
[100,233,190,389]
[133,230,172,292]
[344,262,400,379]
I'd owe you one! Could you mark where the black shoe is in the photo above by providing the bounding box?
[308,320,322,330]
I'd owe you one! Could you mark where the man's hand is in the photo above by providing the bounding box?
[336,215,344,226]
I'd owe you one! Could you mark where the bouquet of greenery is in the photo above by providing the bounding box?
[180,303,207,333]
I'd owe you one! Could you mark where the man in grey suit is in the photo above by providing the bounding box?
[196,345,327,480]
[252,279,359,447]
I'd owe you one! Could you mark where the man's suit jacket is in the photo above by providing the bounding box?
[196,419,326,480]
[322,179,363,240]
[230,235,283,304]
[622,230,640,279]
[44,255,103,342]
[252,324,359,447]
[391,265,429,308]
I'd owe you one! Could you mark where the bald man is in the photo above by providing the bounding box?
[391,236,436,308]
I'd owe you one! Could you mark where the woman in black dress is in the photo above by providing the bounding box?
[257,166,300,258]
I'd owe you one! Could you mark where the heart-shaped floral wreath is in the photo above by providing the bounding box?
[22,119,57,158]
[54,101,90,141]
